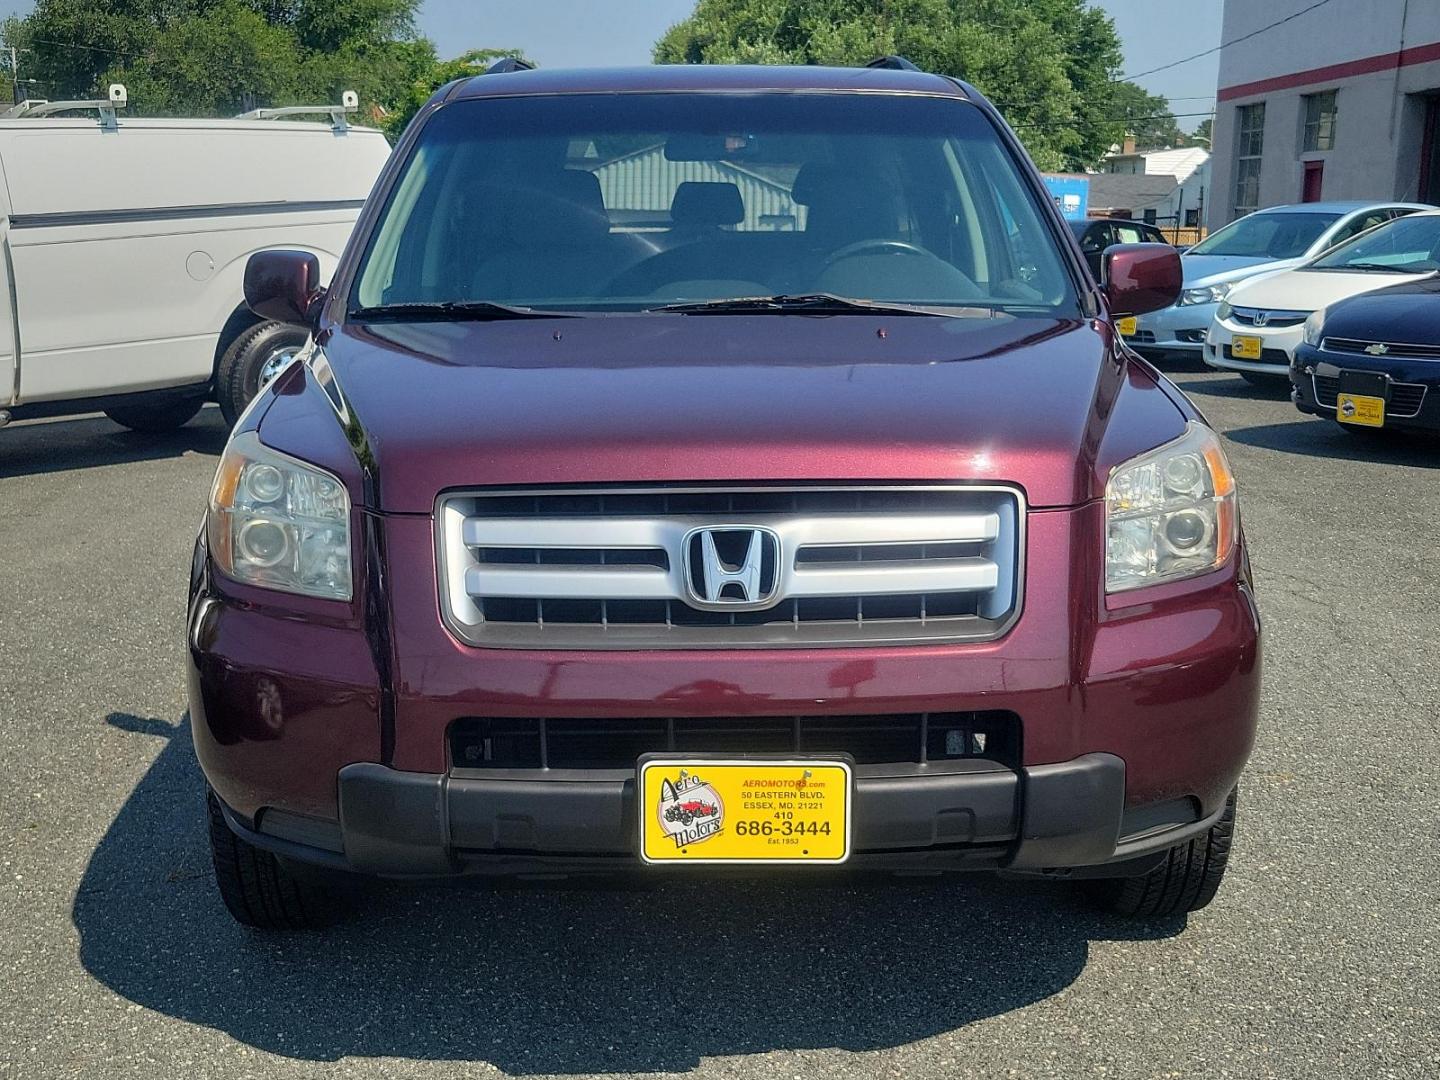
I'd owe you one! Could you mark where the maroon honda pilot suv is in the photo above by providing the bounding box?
[188,59,1260,929]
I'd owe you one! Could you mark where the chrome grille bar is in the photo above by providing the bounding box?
[437,485,1024,649]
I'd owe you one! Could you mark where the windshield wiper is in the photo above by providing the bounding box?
[651,293,983,318]
[1334,262,1428,274]
[348,300,581,322]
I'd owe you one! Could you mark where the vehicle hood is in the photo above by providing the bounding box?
[1183,254,1297,288]
[1227,268,1423,312]
[1320,276,1440,344]
[257,314,1192,513]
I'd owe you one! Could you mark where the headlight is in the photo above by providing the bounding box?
[1216,301,1233,322]
[1302,308,1325,347]
[1179,283,1230,306]
[1106,422,1237,594]
[207,431,352,600]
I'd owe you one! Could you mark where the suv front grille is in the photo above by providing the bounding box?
[449,711,1022,772]
[437,485,1024,649]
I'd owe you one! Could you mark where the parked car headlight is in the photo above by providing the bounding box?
[1180,283,1231,306]
[1302,308,1326,347]
[1106,422,1237,594]
[207,431,352,601]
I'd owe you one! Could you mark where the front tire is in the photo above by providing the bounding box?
[1090,788,1237,917]
[104,396,202,432]
[215,321,309,427]
[206,791,338,930]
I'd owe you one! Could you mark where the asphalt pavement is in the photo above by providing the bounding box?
[1,371,1437,1079]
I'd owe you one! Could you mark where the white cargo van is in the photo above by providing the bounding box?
[0,89,391,431]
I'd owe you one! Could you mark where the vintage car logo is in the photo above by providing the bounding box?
[1364,343,1390,355]
[656,770,724,848]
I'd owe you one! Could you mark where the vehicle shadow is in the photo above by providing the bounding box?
[1225,419,1440,466]
[76,714,1185,1074]
[1169,373,1292,401]
[0,410,227,479]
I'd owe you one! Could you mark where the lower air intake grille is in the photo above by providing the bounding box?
[1312,374,1426,417]
[449,712,1022,772]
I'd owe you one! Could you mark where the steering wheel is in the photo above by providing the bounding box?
[819,238,934,270]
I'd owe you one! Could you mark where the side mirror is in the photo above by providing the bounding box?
[1102,243,1182,317]
[244,250,323,325]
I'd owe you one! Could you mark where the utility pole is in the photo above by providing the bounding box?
[7,47,16,107]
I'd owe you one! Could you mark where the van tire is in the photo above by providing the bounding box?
[216,321,309,427]
[207,790,338,930]
[104,397,203,432]
[1088,788,1237,918]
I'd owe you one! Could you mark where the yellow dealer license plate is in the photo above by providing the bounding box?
[638,757,853,865]
[1337,392,1386,427]
[1231,334,1263,360]
[1116,316,1138,336]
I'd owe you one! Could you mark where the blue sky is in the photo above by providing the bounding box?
[413,0,1224,128]
[0,0,1225,128]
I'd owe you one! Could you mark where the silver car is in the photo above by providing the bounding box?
[1122,201,1430,362]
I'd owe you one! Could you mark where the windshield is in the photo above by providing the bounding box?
[351,93,1079,317]
[1309,213,1440,273]
[1187,211,1340,259]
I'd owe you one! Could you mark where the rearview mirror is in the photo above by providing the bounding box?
[244,250,322,326]
[1103,243,1182,317]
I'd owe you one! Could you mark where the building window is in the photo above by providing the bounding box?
[1142,208,1157,224]
[1302,90,1338,152]
[1185,207,1200,227]
[1233,102,1265,217]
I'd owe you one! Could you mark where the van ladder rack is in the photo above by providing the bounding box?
[2,84,128,130]
[235,91,359,132]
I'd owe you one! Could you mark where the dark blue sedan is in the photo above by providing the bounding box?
[1292,276,1440,435]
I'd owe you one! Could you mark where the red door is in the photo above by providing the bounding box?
[1302,160,1324,203]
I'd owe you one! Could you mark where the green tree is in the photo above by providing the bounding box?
[1193,116,1212,149]
[1,0,436,120]
[1108,80,1183,151]
[381,47,528,139]
[654,0,1127,171]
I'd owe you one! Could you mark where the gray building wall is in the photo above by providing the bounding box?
[1208,1,1440,229]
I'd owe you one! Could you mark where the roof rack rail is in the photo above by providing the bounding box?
[2,83,128,130]
[485,57,535,74]
[865,55,921,71]
[235,91,359,132]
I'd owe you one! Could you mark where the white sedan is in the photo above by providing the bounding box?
[1204,209,1440,384]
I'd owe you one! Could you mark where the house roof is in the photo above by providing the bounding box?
[1087,173,1179,212]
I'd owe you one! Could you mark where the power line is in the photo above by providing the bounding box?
[1121,0,1336,81]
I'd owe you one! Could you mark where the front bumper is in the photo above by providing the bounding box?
[1203,319,1303,377]
[189,502,1262,880]
[1291,347,1440,432]
[214,751,1225,878]
[1126,301,1216,359]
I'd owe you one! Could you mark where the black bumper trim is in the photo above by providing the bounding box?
[215,751,1226,878]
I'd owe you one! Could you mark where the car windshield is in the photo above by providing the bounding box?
[351,92,1079,317]
[1308,213,1440,273]
[1187,211,1341,259]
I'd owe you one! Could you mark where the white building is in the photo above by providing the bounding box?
[1207,0,1440,229]
[1102,145,1211,229]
